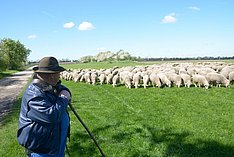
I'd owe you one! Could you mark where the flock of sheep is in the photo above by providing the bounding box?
[60,62,234,89]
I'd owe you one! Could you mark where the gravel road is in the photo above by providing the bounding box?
[0,70,33,122]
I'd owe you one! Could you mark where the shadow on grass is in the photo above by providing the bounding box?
[68,123,120,157]
[147,126,234,157]
[68,121,234,157]
[0,72,12,79]
[0,97,21,126]
[68,130,98,157]
[137,126,234,157]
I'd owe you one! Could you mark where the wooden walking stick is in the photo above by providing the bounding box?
[69,103,106,157]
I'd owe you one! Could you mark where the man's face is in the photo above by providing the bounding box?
[47,72,60,86]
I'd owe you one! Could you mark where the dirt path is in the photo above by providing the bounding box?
[0,69,33,122]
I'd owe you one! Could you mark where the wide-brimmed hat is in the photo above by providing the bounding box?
[33,57,66,73]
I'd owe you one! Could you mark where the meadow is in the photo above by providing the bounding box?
[0,61,234,157]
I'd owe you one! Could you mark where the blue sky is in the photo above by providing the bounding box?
[1,0,234,61]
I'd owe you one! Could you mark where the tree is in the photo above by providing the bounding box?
[0,49,9,71]
[0,38,31,70]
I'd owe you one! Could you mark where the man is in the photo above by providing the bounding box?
[17,57,71,157]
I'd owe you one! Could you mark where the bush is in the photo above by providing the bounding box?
[0,38,31,70]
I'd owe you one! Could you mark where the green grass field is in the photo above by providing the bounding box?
[65,81,234,157]
[0,61,234,157]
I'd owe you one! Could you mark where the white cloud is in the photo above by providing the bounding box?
[161,13,177,24]
[63,22,75,29]
[27,34,37,39]
[188,6,200,11]
[78,21,95,31]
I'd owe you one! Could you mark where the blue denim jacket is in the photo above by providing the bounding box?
[17,79,70,156]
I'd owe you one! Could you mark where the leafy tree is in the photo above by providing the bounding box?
[0,49,9,71]
[0,38,31,70]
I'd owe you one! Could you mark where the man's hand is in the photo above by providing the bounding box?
[59,90,71,102]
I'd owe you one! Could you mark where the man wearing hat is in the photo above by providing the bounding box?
[17,57,71,157]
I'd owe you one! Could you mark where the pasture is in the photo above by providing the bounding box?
[0,61,234,157]
[62,60,234,70]
[65,81,234,157]
[59,61,234,156]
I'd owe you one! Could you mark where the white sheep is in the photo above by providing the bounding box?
[112,69,119,75]
[61,71,73,81]
[229,71,234,83]
[74,71,84,82]
[119,71,132,84]
[179,68,187,75]
[158,73,171,87]
[166,73,182,88]
[142,74,150,89]
[123,74,132,89]
[83,71,91,84]
[180,73,192,88]
[220,66,234,78]
[192,74,209,89]
[98,73,106,85]
[206,72,230,87]
[132,73,142,88]
[149,73,161,88]
[112,74,120,87]
[106,73,114,84]
[104,69,112,75]
[187,67,197,76]
[91,72,98,85]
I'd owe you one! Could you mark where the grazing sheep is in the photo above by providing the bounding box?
[112,69,119,75]
[74,71,84,82]
[229,71,234,83]
[98,73,106,85]
[104,69,112,75]
[91,72,98,85]
[179,68,187,75]
[158,73,171,87]
[192,74,209,89]
[119,71,132,84]
[132,73,142,88]
[206,72,230,87]
[220,66,234,78]
[106,73,114,84]
[149,73,161,88]
[62,62,233,89]
[180,73,192,88]
[61,71,73,81]
[60,71,68,80]
[83,71,91,84]
[142,74,150,89]
[187,67,197,76]
[197,67,216,76]
[123,74,132,89]
[166,73,182,88]
[112,74,120,87]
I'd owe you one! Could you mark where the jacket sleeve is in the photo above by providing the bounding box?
[55,84,72,97]
[26,95,69,125]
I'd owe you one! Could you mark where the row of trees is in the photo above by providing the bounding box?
[0,38,31,71]
[143,56,234,61]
